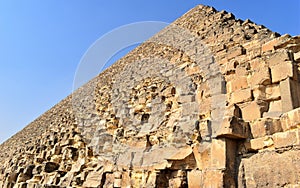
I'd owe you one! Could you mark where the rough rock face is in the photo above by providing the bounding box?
[0,4,300,188]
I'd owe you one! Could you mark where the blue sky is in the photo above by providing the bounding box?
[0,1,299,143]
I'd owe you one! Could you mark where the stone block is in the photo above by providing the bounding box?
[249,58,267,71]
[261,34,291,52]
[248,68,271,87]
[294,51,300,61]
[211,139,226,169]
[265,84,280,100]
[250,118,282,138]
[121,171,131,188]
[114,179,122,188]
[248,136,274,151]
[202,170,224,188]
[280,78,300,112]
[252,85,266,100]
[268,49,292,67]
[240,101,268,122]
[273,130,298,148]
[187,170,202,188]
[82,171,103,187]
[227,76,248,92]
[263,100,282,117]
[280,108,300,131]
[178,95,195,103]
[216,116,249,139]
[226,45,245,60]
[230,88,252,104]
[271,61,294,83]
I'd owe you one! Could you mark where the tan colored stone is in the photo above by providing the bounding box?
[227,46,245,60]
[271,61,294,83]
[248,68,271,87]
[249,58,267,70]
[249,136,274,150]
[263,100,282,117]
[216,116,249,139]
[227,76,248,92]
[211,139,226,169]
[202,170,224,188]
[82,171,103,187]
[187,170,202,188]
[280,78,300,113]
[250,118,282,138]
[240,101,268,121]
[265,84,280,100]
[280,108,300,131]
[268,49,291,67]
[262,34,291,52]
[230,88,252,104]
[273,130,298,148]
[252,85,266,100]
[294,51,300,61]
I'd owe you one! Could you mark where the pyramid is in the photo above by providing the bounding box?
[1,5,300,187]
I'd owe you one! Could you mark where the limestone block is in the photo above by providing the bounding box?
[178,95,195,103]
[226,45,245,60]
[216,116,249,139]
[280,78,300,112]
[263,100,282,118]
[114,179,122,188]
[268,49,292,67]
[271,61,295,83]
[121,171,131,188]
[192,144,211,170]
[280,108,300,131]
[265,84,280,100]
[240,101,268,121]
[240,150,300,187]
[202,170,224,188]
[294,51,300,61]
[211,139,226,169]
[187,170,202,188]
[250,118,282,138]
[261,34,291,52]
[248,68,271,87]
[248,136,274,151]
[227,76,248,93]
[252,85,266,100]
[82,171,103,187]
[230,88,252,104]
[273,130,298,148]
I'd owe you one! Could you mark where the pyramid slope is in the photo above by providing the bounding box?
[1,5,300,187]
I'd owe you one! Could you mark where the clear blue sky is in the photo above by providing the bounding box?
[0,1,299,143]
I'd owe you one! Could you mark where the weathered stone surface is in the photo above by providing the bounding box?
[249,68,271,87]
[0,4,299,188]
[230,88,252,104]
[240,101,268,121]
[82,171,103,187]
[250,118,282,138]
[280,78,300,112]
[240,150,300,187]
[273,130,299,149]
[216,116,249,139]
[261,34,291,52]
[271,61,295,83]
[187,170,202,188]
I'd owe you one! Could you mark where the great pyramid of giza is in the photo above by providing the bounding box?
[0,5,300,188]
